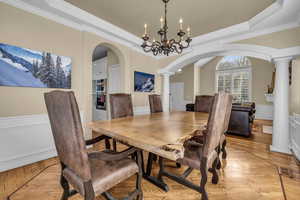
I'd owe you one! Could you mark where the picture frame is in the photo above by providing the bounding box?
[134,71,155,92]
[0,43,72,89]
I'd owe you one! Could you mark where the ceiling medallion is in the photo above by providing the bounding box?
[141,0,192,56]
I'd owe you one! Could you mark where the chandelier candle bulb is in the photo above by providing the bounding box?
[179,18,183,30]
[187,26,191,37]
[160,17,164,28]
[144,24,148,35]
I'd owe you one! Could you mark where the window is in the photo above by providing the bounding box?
[216,56,251,102]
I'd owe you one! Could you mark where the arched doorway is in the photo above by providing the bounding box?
[91,44,122,121]
[160,44,300,154]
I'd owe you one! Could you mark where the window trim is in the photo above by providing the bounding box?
[215,58,252,102]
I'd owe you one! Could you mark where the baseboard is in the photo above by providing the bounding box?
[255,104,273,120]
[0,148,57,172]
[270,145,291,155]
[0,112,83,172]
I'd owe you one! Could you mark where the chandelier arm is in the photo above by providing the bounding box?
[141,0,192,56]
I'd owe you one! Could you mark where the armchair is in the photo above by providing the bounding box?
[44,91,143,200]
[157,92,232,200]
[110,93,134,152]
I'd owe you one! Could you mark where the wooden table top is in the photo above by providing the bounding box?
[89,111,209,161]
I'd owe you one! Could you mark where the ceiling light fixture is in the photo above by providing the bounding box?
[141,0,192,56]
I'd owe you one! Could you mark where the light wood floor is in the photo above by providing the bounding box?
[1,120,299,200]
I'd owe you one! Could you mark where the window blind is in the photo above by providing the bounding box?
[216,56,251,103]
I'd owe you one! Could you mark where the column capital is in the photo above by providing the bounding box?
[272,56,293,64]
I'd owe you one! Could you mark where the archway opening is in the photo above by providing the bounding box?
[91,44,122,121]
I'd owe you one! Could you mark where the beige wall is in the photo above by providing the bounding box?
[107,49,119,66]
[0,3,84,117]
[198,57,275,105]
[128,50,161,107]
[0,3,161,138]
[199,57,222,96]
[171,64,194,101]
[290,59,300,114]
[236,27,300,49]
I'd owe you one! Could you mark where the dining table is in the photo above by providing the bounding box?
[89,111,209,191]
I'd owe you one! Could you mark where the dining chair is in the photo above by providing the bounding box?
[157,92,232,200]
[149,94,163,113]
[110,93,134,151]
[194,94,229,167]
[45,91,143,200]
[194,95,214,113]
[148,94,181,168]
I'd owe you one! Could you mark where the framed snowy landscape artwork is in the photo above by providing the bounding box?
[134,71,155,92]
[0,43,72,88]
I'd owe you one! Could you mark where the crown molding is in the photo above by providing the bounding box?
[159,43,300,73]
[44,0,143,47]
[1,0,299,61]
[248,0,283,28]
[194,57,215,68]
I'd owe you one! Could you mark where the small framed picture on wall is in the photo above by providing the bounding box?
[134,71,155,92]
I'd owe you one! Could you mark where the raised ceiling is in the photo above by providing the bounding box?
[65,0,275,39]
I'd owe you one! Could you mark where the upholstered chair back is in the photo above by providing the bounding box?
[44,91,91,181]
[110,93,134,119]
[149,94,163,113]
[194,95,214,113]
[223,95,233,132]
[203,92,232,157]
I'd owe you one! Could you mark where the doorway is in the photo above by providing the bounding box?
[92,45,121,121]
[170,82,185,111]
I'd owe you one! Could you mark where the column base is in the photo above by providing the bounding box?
[270,145,291,155]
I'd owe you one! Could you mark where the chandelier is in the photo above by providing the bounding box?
[141,0,192,56]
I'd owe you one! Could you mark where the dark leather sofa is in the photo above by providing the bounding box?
[187,96,256,137]
[227,102,256,137]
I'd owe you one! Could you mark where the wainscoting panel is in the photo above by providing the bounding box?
[0,112,84,172]
[255,104,273,120]
[133,106,150,115]
[0,114,56,172]
[290,113,300,161]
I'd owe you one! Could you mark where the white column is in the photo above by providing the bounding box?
[271,57,292,154]
[162,72,173,112]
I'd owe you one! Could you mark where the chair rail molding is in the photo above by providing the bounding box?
[0,112,84,172]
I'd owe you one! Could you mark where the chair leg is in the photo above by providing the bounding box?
[200,161,208,200]
[105,138,111,150]
[136,151,143,200]
[216,146,222,170]
[210,159,219,184]
[113,139,117,152]
[60,173,70,200]
[84,181,95,200]
[152,154,157,161]
[221,140,227,159]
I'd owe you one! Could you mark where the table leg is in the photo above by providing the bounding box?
[142,152,169,192]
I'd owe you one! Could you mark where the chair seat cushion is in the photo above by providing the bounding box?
[177,130,219,170]
[63,152,138,196]
[90,153,139,195]
[179,147,217,170]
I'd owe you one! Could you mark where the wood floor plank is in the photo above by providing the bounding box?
[1,120,299,200]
